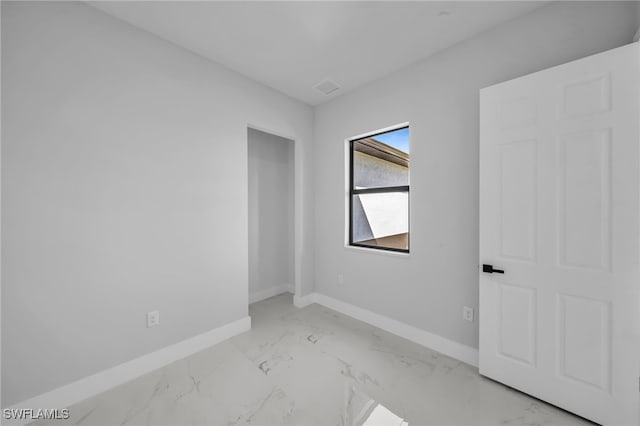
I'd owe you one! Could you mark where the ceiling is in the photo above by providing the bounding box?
[90,1,548,106]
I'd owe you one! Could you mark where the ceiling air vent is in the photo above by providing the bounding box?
[313,79,341,95]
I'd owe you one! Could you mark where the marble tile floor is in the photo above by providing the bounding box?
[33,294,593,426]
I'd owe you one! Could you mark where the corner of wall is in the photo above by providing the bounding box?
[635,1,640,42]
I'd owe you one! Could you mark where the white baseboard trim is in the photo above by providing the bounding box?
[297,292,478,367]
[2,316,251,425]
[249,284,292,304]
[293,292,316,308]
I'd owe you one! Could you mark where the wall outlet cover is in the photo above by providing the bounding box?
[147,310,160,328]
[463,306,474,322]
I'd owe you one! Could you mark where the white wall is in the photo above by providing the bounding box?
[1,1,314,406]
[313,1,638,351]
[248,129,294,302]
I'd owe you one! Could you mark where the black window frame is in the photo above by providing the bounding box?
[349,126,410,253]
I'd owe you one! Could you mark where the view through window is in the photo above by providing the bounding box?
[349,126,409,252]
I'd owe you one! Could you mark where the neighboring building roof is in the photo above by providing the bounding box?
[354,138,409,167]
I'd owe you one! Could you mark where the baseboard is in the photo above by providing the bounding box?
[249,284,292,304]
[2,316,251,425]
[298,292,478,367]
[293,292,316,308]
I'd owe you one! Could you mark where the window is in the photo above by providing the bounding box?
[349,126,409,253]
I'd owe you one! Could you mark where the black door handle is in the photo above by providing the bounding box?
[482,264,505,274]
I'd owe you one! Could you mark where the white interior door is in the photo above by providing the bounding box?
[479,42,640,426]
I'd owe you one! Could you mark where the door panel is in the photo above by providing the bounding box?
[480,43,639,426]
[499,140,537,262]
[557,129,611,270]
[557,294,611,392]
[560,73,611,118]
[499,283,536,366]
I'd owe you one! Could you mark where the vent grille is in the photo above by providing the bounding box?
[313,79,341,95]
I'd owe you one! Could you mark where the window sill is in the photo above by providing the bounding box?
[343,244,410,258]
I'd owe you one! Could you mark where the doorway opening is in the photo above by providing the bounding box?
[247,128,295,305]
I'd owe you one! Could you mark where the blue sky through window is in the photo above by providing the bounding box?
[371,127,409,154]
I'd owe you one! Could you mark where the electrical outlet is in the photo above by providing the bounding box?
[338,273,345,285]
[147,310,160,328]
[462,306,474,322]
